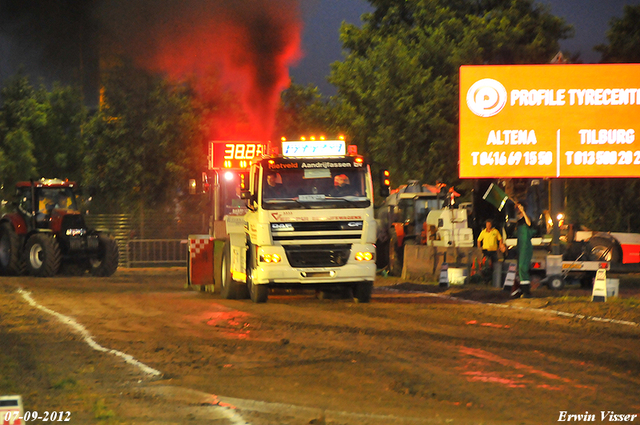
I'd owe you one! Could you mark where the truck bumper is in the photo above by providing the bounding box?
[251,243,376,286]
[253,262,376,286]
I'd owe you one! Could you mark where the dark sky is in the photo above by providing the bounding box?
[1,0,639,98]
[291,0,640,96]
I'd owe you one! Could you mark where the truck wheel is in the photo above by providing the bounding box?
[246,243,267,303]
[353,281,373,303]
[0,222,24,275]
[388,228,403,276]
[24,233,61,277]
[587,235,622,264]
[220,241,247,299]
[90,235,119,277]
[547,275,565,290]
[248,276,268,303]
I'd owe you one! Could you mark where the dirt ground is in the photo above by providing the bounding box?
[1,269,640,424]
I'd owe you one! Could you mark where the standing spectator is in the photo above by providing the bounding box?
[512,202,534,298]
[477,219,503,277]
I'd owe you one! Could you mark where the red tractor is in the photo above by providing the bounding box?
[0,178,119,277]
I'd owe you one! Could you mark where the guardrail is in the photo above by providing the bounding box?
[127,239,187,267]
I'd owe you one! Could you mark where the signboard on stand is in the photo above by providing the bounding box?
[591,268,608,302]
[503,262,517,290]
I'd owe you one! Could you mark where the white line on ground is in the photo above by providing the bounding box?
[16,288,248,425]
[17,288,162,376]
[377,286,640,327]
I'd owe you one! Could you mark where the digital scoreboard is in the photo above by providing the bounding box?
[459,64,640,178]
[208,141,267,170]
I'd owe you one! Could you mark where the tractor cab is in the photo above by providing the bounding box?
[17,185,79,228]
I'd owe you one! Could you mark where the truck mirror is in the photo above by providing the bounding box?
[240,190,252,200]
[201,172,210,193]
[379,169,391,197]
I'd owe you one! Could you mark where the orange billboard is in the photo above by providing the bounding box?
[459,64,640,178]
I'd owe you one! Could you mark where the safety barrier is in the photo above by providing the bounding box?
[127,239,187,267]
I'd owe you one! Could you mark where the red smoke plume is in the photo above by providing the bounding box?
[101,0,302,140]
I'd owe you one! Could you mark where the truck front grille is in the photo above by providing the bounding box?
[283,244,351,268]
[271,221,363,241]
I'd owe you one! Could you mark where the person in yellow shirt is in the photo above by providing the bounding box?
[477,219,503,273]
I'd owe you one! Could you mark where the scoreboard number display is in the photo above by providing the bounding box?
[208,141,266,170]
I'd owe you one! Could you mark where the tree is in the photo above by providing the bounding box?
[274,81,336,139]
[0,74,38,198]
[31,83,88,182]
[84,62,200,214]
[595,5,640,63]
[329,0,573,185]
[0,73,88,200]
[566,179,640,233]
[0,74,87,201]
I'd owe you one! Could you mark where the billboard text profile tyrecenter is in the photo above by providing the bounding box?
[459,64,640,178]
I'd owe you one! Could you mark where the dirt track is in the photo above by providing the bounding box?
[1,269,640,424]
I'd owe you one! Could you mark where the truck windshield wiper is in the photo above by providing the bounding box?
[264,198,311,209]
[327,197,361,208]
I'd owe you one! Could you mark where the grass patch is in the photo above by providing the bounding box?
[93,398,116,420]
[51,377,78,390]
[0,354,20,394]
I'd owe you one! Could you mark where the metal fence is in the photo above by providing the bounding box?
[84,214,133,266]
[85,213,205,268]
[127,239,187,267]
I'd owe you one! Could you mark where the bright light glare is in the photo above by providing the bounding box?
[224,171,234,181]
[355,252,373,261]
[261,254,281,263]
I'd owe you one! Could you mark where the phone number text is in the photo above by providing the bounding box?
[470,151,553,166]
[565,150,640,165]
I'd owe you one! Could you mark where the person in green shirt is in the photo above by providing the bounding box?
[513,202,535,299]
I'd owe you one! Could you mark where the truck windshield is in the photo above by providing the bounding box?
[262,167,371,210]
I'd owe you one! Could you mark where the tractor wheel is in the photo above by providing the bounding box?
[388,228,403,276]
[0,222,24,275]
[24,233,61,277]
[90,234,119,277]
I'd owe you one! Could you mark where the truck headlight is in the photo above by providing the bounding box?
[260,253,282,263]
[355,252,374,261]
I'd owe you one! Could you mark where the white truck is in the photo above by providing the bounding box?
[189,139,377,303]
